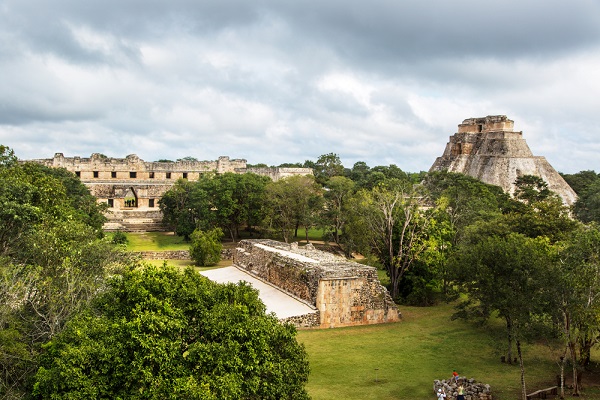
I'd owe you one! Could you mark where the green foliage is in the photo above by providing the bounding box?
[160,173,270,241]
[111,230,128,245]
[321,176,355,248]
[0,146,126,398]
[263,175,323,243]
[573,180,600,224]
[312,153,344,185]
[33,265,310,399]
[550,224,600,394]
[513,174,553,204]
[190,228,224,266]
[344,178,431,299]
[561,170,599,195]
[0,144,17,168]
[178,156,198,161]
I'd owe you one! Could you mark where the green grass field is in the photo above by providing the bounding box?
[118,231,190,251]
[298,302,600,400]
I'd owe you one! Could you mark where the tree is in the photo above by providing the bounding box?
[33,265,310,399]
[159,178,203,239]
[0,144,17,168]
[452,233,554,400]
[263,175,322,243]
[0,147,127,398]
[160,173,270,241]
[561,170,599,195]
[313,153,344,185]
[504,176,576,243]
[321,176,355,248]
[345,179,431,299]
[190,228,223,266]
[551,224,600,396]
[573,180,600,224]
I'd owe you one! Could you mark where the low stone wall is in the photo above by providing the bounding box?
[281,312,320,328]
[135,250,190,260]
[434,378,492,400]
[233,239,400,328]
[135,249,233,261]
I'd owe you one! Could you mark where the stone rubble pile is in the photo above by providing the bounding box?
[433,378,492,400]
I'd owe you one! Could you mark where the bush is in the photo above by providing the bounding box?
[111,230,128,245]
[189,228,223,266]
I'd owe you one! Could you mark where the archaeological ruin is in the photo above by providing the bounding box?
[233,239,400,328]
[29,153,313,231]
[429,115,577,206]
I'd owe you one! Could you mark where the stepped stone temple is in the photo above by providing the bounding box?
[29,153,312,231]
[429,115,577,205]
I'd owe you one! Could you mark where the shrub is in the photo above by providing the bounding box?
[189,228,223,266]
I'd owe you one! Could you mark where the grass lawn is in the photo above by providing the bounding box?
[298,302,600,400]
[120,231,190,251]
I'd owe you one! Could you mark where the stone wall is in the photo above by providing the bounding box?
[233,239,400,328]
[134,249,233,261]
[135,250,191,260]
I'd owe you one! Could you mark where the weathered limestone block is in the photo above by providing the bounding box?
[233,239,400,328]
[430,115,577,206]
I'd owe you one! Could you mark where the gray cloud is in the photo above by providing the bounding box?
[0,0,599,173]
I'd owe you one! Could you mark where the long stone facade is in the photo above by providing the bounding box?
[29,153,313,231]
[429,115,577,206]
[233,239,400,328]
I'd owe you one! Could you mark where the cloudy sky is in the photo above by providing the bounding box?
[1,0,599,173]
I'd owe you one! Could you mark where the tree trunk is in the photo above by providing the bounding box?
[517,339,527,400]
[560,351,566,399]
[506,318,514,365]
[569,341,580,396]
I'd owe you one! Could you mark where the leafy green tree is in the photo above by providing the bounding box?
[178,156,198,162]
[551,224,600,396]
[561,170,599,195]
[313,153,344,185]
[190,228,224,266]
[264,175,323,243]
[0,146,126,398]
[345,179,431,299]
[0,145,17,168]
[321,176,355,247]
[160,173,270,241]
[33,265,310,399]
[452,233,555,400]
[504,176,576,243]
[573,180,600,224]
[159,178,203,238]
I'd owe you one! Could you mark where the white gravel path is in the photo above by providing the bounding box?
[200,266,316,319]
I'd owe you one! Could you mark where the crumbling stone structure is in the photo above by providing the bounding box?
[29,153,312,231]
[233,239,400,328]
[430,115,577,206]
[434,378,493,400]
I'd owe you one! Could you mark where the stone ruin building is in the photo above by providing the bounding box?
[233,239,400,328]
[429,115,577,206]
[29,153,313,231]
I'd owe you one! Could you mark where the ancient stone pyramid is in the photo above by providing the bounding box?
[429,115,577,205]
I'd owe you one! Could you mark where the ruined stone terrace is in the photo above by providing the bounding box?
[233,239,400,328]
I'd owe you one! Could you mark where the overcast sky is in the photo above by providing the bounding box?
[1,0,599,173]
